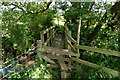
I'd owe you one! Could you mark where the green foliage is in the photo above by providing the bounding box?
[7,56,52,78]
[1,1,120,79]
[68,63,119,79]
[2,2,56,59]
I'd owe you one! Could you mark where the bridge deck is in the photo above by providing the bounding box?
[52,34,64,49]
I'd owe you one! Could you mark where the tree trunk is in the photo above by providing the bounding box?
[87,1,120,43]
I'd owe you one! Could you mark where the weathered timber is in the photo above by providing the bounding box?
[68,31,71,50]
[42,55,56,64]
[67,40,77,52]
[65,26,69,32]
[45,54,72,62]
[58,57,68,71]
[59,56,67,78]
[37,40,42,61]
[75,45,120,57]
[46,64,59,68]
[38,46,80,57]
[46,64,75,69]
[47,31,50,46]
[65,30,68,49]
[71,57,120,77]
[45,54,57,59]
[40,33,44,45]
[67,33,77,44]
[77,19,81,53]
[44,29,57,46]
[43,26,56,34]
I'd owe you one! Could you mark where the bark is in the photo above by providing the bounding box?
[10,2,52,22]
[88,1,120,43]
[111,1,120,14]
[87,12,107,43]
[86,2,95,30]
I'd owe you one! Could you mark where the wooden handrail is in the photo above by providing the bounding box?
[75,45,120,57]
[67,40,76,52]
[71,57,120,77]
[41,26,56,34]
[44,29,58,46]
[67,34,77,44]
[64,26,69,31]
[64,26,77,52]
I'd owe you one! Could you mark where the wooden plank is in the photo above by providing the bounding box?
[44,29,57,46]
[67,40,77,52]
[75,45,120,57]
[58,57,68,71]
[45,54,57,59]
[68,31,71,50]
[77,19,81,53]
[65,30,68,49]
[37,40,42,61]
[47,31,50,46]
[43,26,55,34]
[42,55,56,64]
[71,57,120,77]
[40,33,44,45]
[67,33,77,44]
[46,64,59,68]
[46,64,75,69]
[65,26,69,31]
[45,54,72,62]
[38,46,80,57]
[58,56,67,79]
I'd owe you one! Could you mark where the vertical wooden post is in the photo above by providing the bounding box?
[37,40,43,61]
[47,31,50,46]
[65,30,68,49]
[41,32,44,46]
[53,28,55,40]
[68,31,71,50]
[118,22,120,51]
[77,18,81,53]
[50,29,53,46]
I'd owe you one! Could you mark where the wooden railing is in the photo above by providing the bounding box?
[40,26,58,46]
[64,26,120,77]
[37,25,58,61]
[64,26,77,52]
[71,45,120,77]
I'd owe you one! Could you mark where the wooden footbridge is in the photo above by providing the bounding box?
[36,25,120,78]
[0,25,120,79]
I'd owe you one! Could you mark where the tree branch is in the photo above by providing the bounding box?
[11,3,25,12]
[15,14,24,22]
[36,2,52,14]
[25,2,52,14]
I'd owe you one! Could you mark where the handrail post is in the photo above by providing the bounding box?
[47,31,50,46]
[37,40,43,61]
[41,32,44,46]
[65,29,68,49]
[68,31,71,50]
[50,28,53,46]
[53,27,55,40]
[77,18,81,54]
